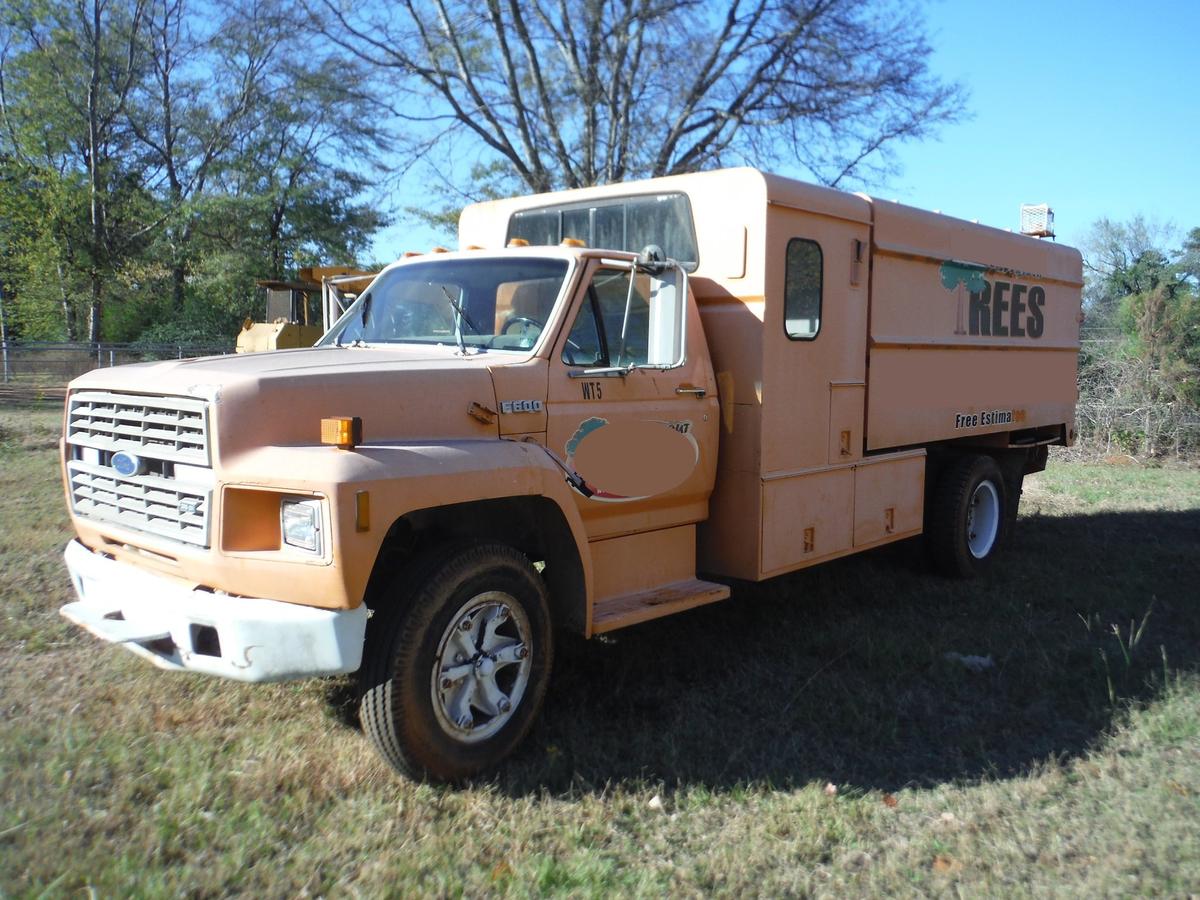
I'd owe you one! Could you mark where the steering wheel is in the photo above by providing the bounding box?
[501,315,543,336]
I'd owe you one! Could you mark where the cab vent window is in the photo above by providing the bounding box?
[508,193,698,270]
[784,238,823,340]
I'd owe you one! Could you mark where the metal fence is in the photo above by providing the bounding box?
[0,341,232,401]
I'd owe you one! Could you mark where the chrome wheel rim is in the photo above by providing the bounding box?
[966,480,1000,559]
[430,591,532,744]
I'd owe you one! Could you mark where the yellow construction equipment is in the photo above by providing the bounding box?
[236,266,377,353]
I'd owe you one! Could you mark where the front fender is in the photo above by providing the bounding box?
[226,440,593,611]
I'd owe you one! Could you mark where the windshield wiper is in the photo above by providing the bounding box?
[440,285,480,356]
[335,291,374,347]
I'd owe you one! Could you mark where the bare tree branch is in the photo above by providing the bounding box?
[315,0,963,197]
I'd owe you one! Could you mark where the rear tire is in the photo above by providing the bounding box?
[359,542,553,782]
[928,454,1008,578]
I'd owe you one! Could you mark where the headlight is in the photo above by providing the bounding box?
[281,499,323,553]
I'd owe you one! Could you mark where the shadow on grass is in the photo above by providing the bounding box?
[327,507,1200,795]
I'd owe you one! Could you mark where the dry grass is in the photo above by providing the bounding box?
[2,405,1199,896]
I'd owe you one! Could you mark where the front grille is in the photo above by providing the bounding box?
[67,391,209,465]
[66,391,213,547]
[67,460,211,546]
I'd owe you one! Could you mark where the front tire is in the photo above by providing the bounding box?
[928,454,1008,578]
[359,543,553,782]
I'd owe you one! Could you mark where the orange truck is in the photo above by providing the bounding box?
[59,168,1082,781]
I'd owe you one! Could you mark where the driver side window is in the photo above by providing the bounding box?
[562,268,651,367]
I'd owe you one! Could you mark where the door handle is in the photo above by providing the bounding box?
[675,386,706,397]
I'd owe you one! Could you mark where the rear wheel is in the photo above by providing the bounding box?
[928,454,1008,578]
[359,543,553,782]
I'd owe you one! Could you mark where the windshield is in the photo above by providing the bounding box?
[319,257,571,352]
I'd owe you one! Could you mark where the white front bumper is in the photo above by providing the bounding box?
[60,540,367,682]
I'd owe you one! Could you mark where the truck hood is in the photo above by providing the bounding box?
[68,345,520,460]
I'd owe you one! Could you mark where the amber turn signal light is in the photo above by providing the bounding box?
[355,490,370,532]
[321,416,362,449]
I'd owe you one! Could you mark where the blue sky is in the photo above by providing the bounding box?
[372,0,1200,259]
[888,0,1200,248]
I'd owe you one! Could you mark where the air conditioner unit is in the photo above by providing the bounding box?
[1020,204,1055,238]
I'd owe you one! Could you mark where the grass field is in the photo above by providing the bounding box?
[2,402,1199,896]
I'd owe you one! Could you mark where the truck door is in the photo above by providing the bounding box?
[546,258,718,540]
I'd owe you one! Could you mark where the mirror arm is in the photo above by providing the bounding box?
[676,266,689,368]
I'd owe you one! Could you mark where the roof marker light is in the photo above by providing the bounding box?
[321,416,362,450]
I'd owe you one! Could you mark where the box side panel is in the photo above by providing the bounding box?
[853,453,924,546]
[760,468,854,575]
[759,207,871,475]
[865,202,1082,451]
[697,469,762,579]
[867,346,1077,449]
[829,384,865,464]
[697,297,767,412]
[692,179,770,580]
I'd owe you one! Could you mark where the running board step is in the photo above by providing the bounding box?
[591,578,731,634]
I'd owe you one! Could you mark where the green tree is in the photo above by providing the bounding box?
[1178,227,1200,284]
[126,0,292,313]
[1081,216,1178,326]
[130,42,390,341]
[1,0,152,341]
[2,0,390,345]
[236,55,386,280]
[1080,218,1200,456]
[0,157,91,339]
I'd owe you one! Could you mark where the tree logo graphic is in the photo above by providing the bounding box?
[939,260,988,335]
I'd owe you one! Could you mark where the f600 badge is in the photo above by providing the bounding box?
[499,399,543,414]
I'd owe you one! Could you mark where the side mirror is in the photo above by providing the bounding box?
[644,263,687,368]
[637,244,668,274]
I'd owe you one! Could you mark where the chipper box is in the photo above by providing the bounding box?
[58,168,1083,780]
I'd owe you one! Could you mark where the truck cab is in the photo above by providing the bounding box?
[59,168,1082,781]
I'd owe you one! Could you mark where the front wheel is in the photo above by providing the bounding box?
[359,543,553,782]
[928,454,1008,578]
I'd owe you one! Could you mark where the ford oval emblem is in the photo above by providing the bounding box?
[111,451,143,477]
